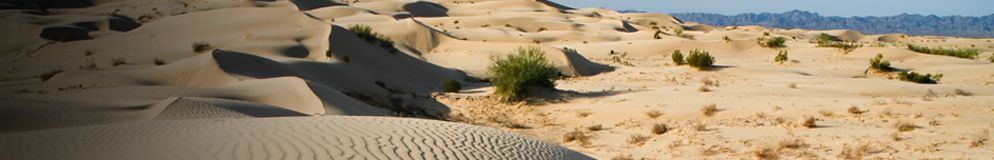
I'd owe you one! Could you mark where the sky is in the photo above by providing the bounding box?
[551,0,994,17]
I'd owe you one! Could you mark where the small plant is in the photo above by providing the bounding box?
[907,44,980,59]
[674,27,683,36]
[348,24,400,54]
[894,121,917,132]
[701,103,718,116]
[154,58,166,65]
[651,123,669,135]
[111,58,126,66]
[685,49,715,70]
[609,50,633,66]
[897,71,942,84]
[627,134,650,146]
[774,50,788,64]
[671,50,684,65]
[586,125,603,131]
[562,130,591,146]
[758,37,787,48]
[799,116,817,128]
[723,36,731,42]
[489,46,559,102]
[818,41,861,53]
[192,42,212,53]
[645,110,662,119]
[847,106,865,115]
[442,80,462,93]
[763,32,770,36]
[867,54,893,72]
[653,30,663,39]
[818,33,841,42]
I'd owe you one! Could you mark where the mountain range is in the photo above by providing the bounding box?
[667,10,994,38]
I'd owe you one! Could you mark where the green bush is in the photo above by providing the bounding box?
[868,53,893,72]
[442,80,462,93]
[671,50,684,65]
[685,49,715,70]
[897,71,942,84]
[818,33,841,42]
[817,41,861,53]
[348,24,400,54]
[489,46,559,102]
[758,37,787,48]
[906,44,980,59]
[774,50,788,64]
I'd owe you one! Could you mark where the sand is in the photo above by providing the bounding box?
[2,0,994,159]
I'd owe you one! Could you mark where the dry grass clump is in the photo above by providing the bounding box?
[627,134,650,146]
[651,123,669,135]
[701,103,719,116]
[562,130,591,146]
[586,125,604,131]
[576,111,592,118]
[691,123,708,132]
[751,139,808,160]
[799,116,817,128]
[644,110,662,119]
[611,154,634,160]
[847,106,865,115]
[818,110,834,117]
[894,121,917,132]
[192,41,212,53]
[751,146,780,160]
[970,129,990,148]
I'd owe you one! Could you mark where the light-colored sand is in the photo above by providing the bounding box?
[2,0,994,159]
[0,116,592,160]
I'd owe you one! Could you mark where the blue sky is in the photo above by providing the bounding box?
[552,0,994,17]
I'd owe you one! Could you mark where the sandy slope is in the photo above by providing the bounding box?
[0,116,592,160]
[2,0,994,159]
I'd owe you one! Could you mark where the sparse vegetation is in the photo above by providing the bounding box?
[970,129,989,148]
[192,42,212,53]
[154,58,166,65]
[847,106,865,115]
[442,80,462,93]
[671,50,684,65]
[609,50,633,66]
[562,130,591,146]
[489,46,559,102]
[818,33,841,42]
[653,30,663,39]
[817,41,861,53]
[907,44,980,59]
[651,123,669,135]
[723,36,731,42]
[894,121,917,132]
[645,110,662,119]
[111,58,126,66]
[627,134,649,146]
[701,103,718,116]
[685,49,715,70]
[586,125,603,131]
[867,54,893,72]
[348,24,400,54]
[799,116,817,128]
[758,37,787,48]
[774,50,788,64]
[897,71,942,84]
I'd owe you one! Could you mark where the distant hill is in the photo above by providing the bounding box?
[668,10,994,38]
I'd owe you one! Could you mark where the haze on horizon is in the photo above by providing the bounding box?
[553,0,994,17]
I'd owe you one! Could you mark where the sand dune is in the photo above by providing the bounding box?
[0,116,592,160]
[2,0,994,159]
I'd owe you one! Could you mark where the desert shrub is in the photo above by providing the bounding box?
[894,121,917,132]
[701,103,718,116]
[800,116,817,128]
[645,110,662,119]
[562,130,591,146]
[868,54,893,72]
[111,58,126,66]
[442,80,462,93]
[685,49,715,70]
[348,24,400,54]
[653,30,663,39]
[723,36,731,42]
[627,134,649,146]
[774,50,788,64]
[154,58,166,65]
[907,44,979,59]
[897,71,942,84]
[192,42,212,53]
[609,50,632,66]
[489,46,559,102]
[818,33,841,42]
[651,123,669,135]
[671,50,684,65]
[989,55,994,63]
[817,36,861,53]
[758,37,787,48]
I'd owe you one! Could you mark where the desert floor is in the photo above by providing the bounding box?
[2,0,994,159]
